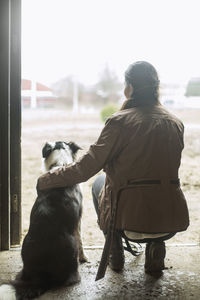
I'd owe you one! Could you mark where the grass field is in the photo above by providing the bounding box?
[22,107,200,246]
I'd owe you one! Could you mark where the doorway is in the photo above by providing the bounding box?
[0,0,21,250]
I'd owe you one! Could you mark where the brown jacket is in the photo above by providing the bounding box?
[38,103,189,233]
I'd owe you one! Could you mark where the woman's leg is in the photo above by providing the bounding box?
[145,241,166,274]
[92,173,124,271]
[144,234,172,274]
[92,173,106,216]
[144,233,176,274]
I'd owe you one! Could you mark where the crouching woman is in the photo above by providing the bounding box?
[37,61,189,276]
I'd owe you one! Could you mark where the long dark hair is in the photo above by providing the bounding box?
[121,61,160,109]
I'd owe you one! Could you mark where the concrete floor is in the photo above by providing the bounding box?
[0,245,200,300]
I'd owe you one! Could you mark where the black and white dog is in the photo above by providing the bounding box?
[0,141,87,300]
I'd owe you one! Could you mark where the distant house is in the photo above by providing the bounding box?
[21,79,57,108]
[185,78,200,97]
[160,82,185,108]
[184,78,200,108]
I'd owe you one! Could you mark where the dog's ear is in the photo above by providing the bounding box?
[42,142,53,158]
[67,142,82,154]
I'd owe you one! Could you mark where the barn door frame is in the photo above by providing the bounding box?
[0,0,21,250]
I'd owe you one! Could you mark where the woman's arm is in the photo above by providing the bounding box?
[37,117,122,190]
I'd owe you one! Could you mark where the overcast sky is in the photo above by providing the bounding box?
[22,0,200,86]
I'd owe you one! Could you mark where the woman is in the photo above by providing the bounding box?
[37,61,189,275]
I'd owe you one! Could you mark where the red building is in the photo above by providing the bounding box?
[21,79,57,108]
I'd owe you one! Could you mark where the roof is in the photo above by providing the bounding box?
[22,79,52,91]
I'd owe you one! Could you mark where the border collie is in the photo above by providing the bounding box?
[0,141,87,300]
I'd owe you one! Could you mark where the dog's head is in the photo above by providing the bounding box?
[42,141,82,171]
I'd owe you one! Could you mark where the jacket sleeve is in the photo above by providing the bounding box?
[38,117,121,190]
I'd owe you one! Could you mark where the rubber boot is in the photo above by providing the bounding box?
[109,231,125,272]
[145,241,166,274]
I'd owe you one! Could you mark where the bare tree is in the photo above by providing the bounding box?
[95,64,123,103]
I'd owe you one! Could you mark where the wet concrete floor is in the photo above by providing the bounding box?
[0,245,200,299]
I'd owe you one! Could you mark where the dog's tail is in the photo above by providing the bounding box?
[0,280,48,300]
[0,271,80,300]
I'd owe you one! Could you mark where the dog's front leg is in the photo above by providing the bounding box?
[76,221,88,263]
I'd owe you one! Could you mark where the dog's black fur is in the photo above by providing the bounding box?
[5,141,85,299]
